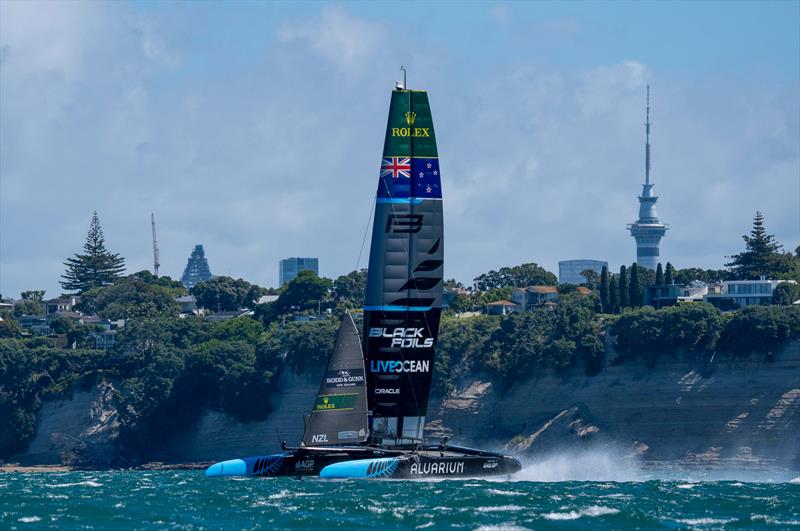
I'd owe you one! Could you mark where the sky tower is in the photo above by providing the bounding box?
[628,85,667,270]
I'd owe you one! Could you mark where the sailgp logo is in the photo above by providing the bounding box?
[385,214,422,234]
[369,328,434,348]
[369,360,430,373]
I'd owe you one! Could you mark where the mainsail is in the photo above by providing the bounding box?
[301,313,369,446]
[364,89,444,441]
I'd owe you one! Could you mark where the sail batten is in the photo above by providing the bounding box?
[364,89,444,441]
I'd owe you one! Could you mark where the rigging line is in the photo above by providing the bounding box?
[353,193,377,301]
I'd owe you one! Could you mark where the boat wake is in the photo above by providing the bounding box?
[513,448,641,482]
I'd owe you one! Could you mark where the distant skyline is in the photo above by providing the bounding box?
[1,1,798,298]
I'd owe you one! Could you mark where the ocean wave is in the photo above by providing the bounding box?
[476,505,526,513]
[752,514,800,525]
[46,480,102,488]
[675,517,736,525]
[267,489,322,500]
[541,505,619,521]
[17,517,42,523]
[485,488,526,496]
[790,477,800,484]
[474,526,529,531]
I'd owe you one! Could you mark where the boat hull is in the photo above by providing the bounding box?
[205,446,521,479]
[204,448,393,478]
[320,454,521,479]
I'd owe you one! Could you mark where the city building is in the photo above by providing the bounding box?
[44,296,79,316]
[175,295,197,314]
[704,279,797,310]
[644,280,709,309]
[558,259,608,285]
[512,286,559,310]
[628,86,668,270]
[206,309,253,322]
[181,244,213,289]
[279,257,319,286]
[484,300,520,316]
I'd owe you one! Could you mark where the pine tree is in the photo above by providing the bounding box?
[725,211,783,279]
[629,263,641,307]
[61,212,126,293]
[665,262,675,285]
[619,265,629,309]
[655,263,664,286]
[609,275,620,314]
[599,266,610,313]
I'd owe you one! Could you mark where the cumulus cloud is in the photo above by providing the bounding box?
[277,6,385,73]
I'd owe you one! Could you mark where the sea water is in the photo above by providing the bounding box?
[1,470,798,529]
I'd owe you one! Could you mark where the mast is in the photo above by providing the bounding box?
[151,213,160,278]
[364,83,443,443]
[645,85,651,186]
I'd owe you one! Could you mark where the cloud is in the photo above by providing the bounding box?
[277,6,385,73]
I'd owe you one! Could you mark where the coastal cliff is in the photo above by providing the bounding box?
[9,341,800,470]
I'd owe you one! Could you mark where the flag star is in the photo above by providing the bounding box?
[426,162,432,169]
[426,185,432,193]
[433,170,438,176]
[419,172,424,178]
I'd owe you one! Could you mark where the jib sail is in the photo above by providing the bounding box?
[364,88,443,441]
[301,313,369,446]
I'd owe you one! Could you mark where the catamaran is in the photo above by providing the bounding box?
[205,83,521,479]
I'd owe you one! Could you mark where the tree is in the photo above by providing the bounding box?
[580,269,600,290]
[473,263,557,290]
[629,263,641,308]
[665,262,675,285]
[0,319,22,338]
[655,263,664,286]
[273,270,332,314]
[13,300,43,317]
[192,276,263,312]
[78,277,181,319]
[61,212,125,293]
[609,275,620,314]
[673,268,729,285]
[618,266,629,309]
[599,266,610,313]
[21,291,45,302]
[332,269,368,305]
[772,282,800,305]
[726,211,783,280]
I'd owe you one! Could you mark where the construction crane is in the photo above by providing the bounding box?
[151,213,160,277]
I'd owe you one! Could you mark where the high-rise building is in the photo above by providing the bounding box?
[558,259,609,285]
[279,257,319,286]
[181,244,213,289]
[628,86,668,270]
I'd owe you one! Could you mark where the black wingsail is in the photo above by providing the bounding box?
[301,313,369,446]
[363,88,444,443]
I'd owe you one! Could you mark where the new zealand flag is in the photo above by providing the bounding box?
[411,158,441,199]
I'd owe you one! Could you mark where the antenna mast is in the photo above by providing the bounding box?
[151,213,160,277]
[645,84,651,186]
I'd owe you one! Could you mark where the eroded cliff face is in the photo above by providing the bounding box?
[427,341,800,469]
[10,342,800,469]
[17,381,119,467]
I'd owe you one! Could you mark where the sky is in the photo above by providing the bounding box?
[1,0,799,298]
